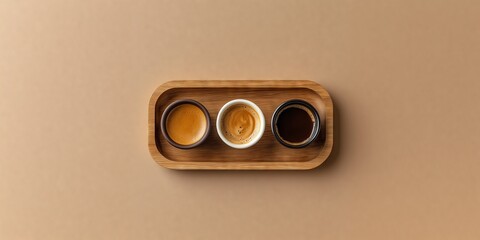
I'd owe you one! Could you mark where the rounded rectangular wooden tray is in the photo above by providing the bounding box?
[148,80,333,170]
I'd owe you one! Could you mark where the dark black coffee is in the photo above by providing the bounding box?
[276,106,314,143]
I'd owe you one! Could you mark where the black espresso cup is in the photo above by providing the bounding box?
[271,99,320,148]
[160,99,211,149]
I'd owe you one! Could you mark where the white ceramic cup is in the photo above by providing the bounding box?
[216,99,265,149]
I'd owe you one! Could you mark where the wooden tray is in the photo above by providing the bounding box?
[148,80,333,170]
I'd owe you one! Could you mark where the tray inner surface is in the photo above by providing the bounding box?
[155,87,327,162]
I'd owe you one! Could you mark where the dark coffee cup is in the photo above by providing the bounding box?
[271,100,320,148]
[160,99,211,149]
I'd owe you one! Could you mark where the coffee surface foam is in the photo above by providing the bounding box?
[222,104,259,144]
[166,103,207,145]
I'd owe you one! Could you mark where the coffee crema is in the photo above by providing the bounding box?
[276,104,315,145]
[166,103,207,146]
[221,104,260,144]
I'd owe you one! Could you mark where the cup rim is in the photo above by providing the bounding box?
[216,99,265,149]
[271,99,321,148]
[160,99,211,149]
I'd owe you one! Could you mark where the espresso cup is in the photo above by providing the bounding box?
[271,99,320,148]
[160,99,211,149]
[216,99,265,149]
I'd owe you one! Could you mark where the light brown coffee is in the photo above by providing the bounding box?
[222,104,260,144]
[166,103,207,146]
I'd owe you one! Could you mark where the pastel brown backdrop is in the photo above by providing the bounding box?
[1,0,479,239]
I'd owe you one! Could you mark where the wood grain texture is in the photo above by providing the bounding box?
[148,80,333,170]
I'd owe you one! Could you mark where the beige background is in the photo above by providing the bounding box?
[1,0,480,239]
